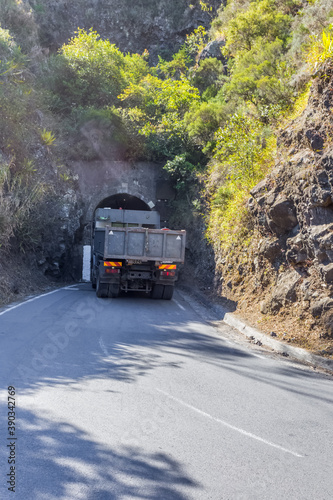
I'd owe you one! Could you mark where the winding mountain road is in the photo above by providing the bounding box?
[0,284,332,499]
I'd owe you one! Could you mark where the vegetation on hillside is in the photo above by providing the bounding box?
[1,0,333,264]
[0,11,70,257]
[40,1,333,244]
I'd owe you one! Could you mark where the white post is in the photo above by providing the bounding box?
[82,245,91,282]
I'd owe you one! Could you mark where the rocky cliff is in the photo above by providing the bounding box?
[26,0,220,61]
[215,62,333,350]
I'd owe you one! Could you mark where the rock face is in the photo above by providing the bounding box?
[26,0,221,61]
[198,37,226,62]
[247,62,333,335]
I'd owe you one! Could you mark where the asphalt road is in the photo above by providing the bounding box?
[0,283,333,500]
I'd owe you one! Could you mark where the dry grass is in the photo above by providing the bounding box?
[0,254,55,308]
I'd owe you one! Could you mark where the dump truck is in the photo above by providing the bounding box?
[90,208,186,299]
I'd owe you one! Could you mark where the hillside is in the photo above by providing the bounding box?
[1,0,333,354]
[216,64,333,352]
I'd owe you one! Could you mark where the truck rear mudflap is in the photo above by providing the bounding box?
[151,284,174,300]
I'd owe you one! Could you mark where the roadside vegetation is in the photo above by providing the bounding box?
[1,0,333,279]
[0,3,72,264]
[0,24,51,253]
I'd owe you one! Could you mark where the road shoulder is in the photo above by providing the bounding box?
[178,285,333,374]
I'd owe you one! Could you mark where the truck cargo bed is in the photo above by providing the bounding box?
[94,227,186,262]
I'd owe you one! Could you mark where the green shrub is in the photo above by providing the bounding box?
[46,29,149,111]
[213,112,270,181]
[0,156,52,252]
[58,29,126,108]
[40,129,56,146]
[164,154,198,190]
[184,25,208,59]
[158,48,192,79]
[184,96,233,148]
[222,0,295,55]
[206,111,276,248]
[119,74,200,159]
[307,27,333,70]
[224,38,294,107]
[289,0,333,64]
[190,57,226,96]
[0,0,38,52]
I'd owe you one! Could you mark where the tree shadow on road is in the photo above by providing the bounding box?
[1,288,333,498]
[8,289,253,389]
[0,407,198,499]
[6,289,331,401]
[2,287,333,430]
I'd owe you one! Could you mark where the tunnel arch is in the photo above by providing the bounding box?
[95,193,151,212]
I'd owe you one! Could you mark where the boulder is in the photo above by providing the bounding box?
[268,197,298,234]
[319,231,333,250]
[310,297,333,318]
[305,129,324,152]
[320,263,333,283]
[307,206,333,226]
[259,238,281,262]
[321,310,333,337]
[286,233,309,264]
[316,170,330,188]
[269,269,300,311]
[198,38,226,63]
[250,179,269,198]
[260,300,271,314]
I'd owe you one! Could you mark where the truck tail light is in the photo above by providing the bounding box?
[160,270,176,277]
[105,268,120,274]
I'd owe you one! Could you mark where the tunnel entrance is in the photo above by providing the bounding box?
[81,193,153,282]
[95,193,151,211]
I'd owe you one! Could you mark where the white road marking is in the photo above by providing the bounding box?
[251,353,266,359]
[0,284,84,317]
[99,337,109,357]
[0,288,63,317]
[156,389,303,458]
[219,338,235,346]
[174,299,186,311]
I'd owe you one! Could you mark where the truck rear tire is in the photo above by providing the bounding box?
[91,260,96,289]
[163,285,174,300]
[96,276,108,298]
[152,284,164,299]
